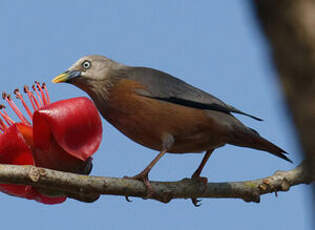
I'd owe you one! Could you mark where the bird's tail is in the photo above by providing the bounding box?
[230,127,293,163]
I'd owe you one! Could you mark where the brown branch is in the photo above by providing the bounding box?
[0,162,313,204]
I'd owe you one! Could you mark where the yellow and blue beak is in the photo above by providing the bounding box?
[52,70,81,83]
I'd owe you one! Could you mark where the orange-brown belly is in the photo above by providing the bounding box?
[103,90,227,153]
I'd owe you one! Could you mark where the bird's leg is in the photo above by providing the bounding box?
[192,149,213,183]
[125,149,167,198]
[125,134,174,200]
[191,149,213,206]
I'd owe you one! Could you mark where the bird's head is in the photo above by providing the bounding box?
[52,55,119,94]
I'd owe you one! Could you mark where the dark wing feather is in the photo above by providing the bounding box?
[122,66,262,121]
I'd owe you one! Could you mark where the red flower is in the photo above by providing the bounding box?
[0,82,102,204]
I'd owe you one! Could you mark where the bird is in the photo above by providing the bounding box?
[52,55,292,204]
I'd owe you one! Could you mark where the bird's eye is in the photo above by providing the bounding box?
[82,60,91,70]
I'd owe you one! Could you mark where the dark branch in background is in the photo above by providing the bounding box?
[0,162,313,204]
[252,0,315,195]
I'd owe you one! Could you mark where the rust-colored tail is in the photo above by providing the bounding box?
[230,127,292,163]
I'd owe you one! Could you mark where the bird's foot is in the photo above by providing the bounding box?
[191,173,208,185]
[124,172,154,201]
[190,173,208,207]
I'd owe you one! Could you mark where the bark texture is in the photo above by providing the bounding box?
[0,162,312,204]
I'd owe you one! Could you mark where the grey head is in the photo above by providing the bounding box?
[52,55,125,96]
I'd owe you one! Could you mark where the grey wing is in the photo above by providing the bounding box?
[123,66,262,121]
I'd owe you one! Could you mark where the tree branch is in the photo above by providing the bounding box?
[0,162,313,204]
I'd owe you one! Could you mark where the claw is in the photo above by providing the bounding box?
[124,173,154,199]
[123,175,134,202]
[125,195,132,202]
[190,175,207,207]
[191,198,202,207]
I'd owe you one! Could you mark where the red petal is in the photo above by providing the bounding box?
[0,124,34,167]
[0,124,34,198]
[0,184,66,204]
[31,190,66,204]
[32,97,102,172]
[0,124,65,204]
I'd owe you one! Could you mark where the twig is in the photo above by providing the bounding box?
[0,161,313,204]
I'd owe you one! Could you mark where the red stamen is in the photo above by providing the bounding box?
[3,92,30,125]
[35,81,48,105]
[42,82,50,104]
[14,89,33,121]
[0,117,6,131]
[24,86,39,110]
[2,110,14,125]
[0,105,8,131]
[1,83,51,128]
[32,84,43,107]
[0,105,14,126]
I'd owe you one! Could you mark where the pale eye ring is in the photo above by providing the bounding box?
[82,60,91,69]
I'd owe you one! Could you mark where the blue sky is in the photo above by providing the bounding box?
[0,1,312,229]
